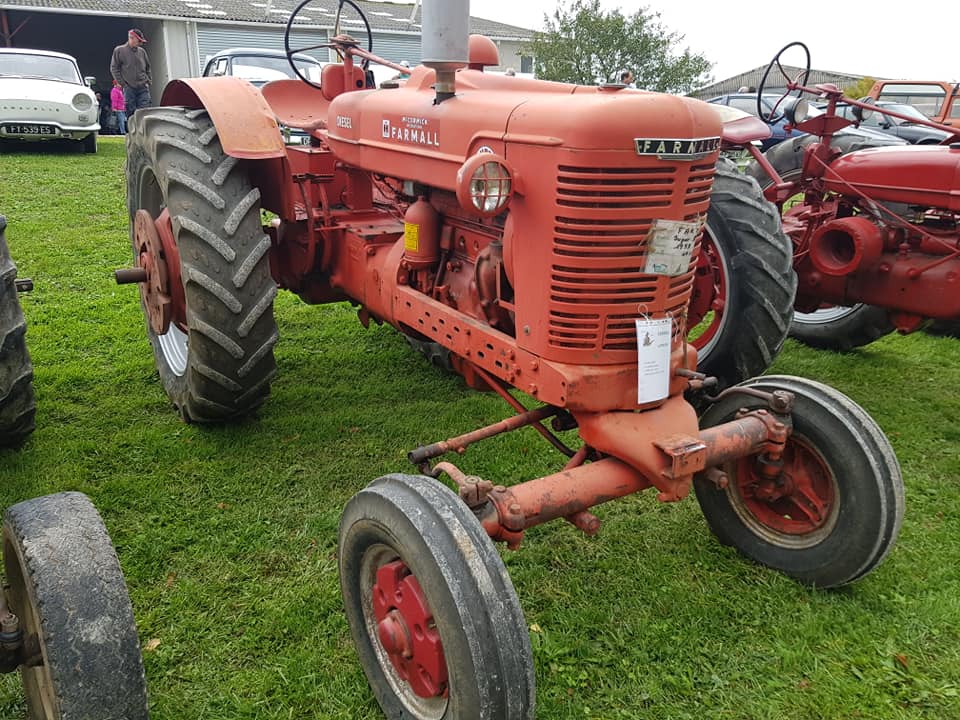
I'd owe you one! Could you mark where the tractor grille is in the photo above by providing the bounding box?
[550,161,714,351]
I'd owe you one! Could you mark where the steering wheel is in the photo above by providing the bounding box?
[284,0,373,90]
[756,41,811,125]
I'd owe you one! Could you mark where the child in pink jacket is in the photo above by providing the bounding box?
[110,80,127,135]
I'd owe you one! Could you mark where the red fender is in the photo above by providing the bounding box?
[160,77,286,159]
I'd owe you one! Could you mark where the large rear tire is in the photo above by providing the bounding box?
[339,474,535,720]
[126,107,279,422]
[0,215,36,447]
[746,133,901,351]
[694,376,904,588]
[690,157,796,391]
[3,492,149,719]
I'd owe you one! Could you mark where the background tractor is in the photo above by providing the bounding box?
[0,214,149,719]
[116,5,904,718]
[703,43,960,352]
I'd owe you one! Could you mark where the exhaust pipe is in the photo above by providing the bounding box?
[809,216,885,276]
[421,0,469,102]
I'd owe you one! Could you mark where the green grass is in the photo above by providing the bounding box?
[1,137,960,719]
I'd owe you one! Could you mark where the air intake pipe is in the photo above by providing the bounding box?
[421,0,469,102]
[809,216,885,277]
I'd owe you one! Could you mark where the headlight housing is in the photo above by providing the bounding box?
[72,93,93,112]
[456,153,514,217]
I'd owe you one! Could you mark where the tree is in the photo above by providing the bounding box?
[525,0,712,94]
[843,76,878,100]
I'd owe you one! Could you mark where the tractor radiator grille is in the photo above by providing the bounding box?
[550,162,715,351]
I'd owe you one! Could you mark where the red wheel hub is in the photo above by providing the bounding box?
[688,231,727,349]
[372,560,447,699]
[133,208,185,335]
[735,437,835,534]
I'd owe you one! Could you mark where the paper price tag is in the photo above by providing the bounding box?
[644,218,701,276]
[636,317,672,404]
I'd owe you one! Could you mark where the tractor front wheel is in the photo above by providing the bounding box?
[339,474,535,720]
[694,375,903,587]
[689,157,796,392]
[0,215,36,447]
[126,107,279,422]
[3,492,149,719]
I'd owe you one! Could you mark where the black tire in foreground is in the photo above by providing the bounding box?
[0,215,36,447]
[339,474,535,720]
[692,157,796,391]
[126,107,279,422]
[746,132,902,351]
[3,492,149,719]
[694,375,904,588]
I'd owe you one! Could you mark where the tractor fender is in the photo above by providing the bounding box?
[160,77,286,159]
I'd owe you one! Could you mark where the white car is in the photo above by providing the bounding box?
[0,48,100,153]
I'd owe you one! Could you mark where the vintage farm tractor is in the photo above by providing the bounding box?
[115,4,903,717]
[703,42,960,352]
[0,214,149,719]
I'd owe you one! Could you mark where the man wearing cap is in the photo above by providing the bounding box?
[110,29,152,117]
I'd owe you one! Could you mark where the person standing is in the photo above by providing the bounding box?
[110,80,127,135]
[110,28,152,117]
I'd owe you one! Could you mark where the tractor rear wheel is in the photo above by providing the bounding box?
[339,474,535,720]
[690,157,796,391]
[746,133,902,351]
[3,492,149,719]
[126,107,278,422]
[0,215,36,447]
[694,375,903,588]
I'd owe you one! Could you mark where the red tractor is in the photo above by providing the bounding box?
[116,7,903,718]
[700,43,960,352]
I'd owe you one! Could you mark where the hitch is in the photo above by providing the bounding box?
[14,278,32,293]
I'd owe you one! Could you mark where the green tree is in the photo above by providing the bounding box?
[843,76,878,100]
[525,0,712,94]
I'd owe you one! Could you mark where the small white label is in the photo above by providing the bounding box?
[644,219,702,276]
[635,317,672,404]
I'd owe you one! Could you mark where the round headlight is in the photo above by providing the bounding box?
[784,97,810,125]
[456,153,514,217]
[72,93,93,111]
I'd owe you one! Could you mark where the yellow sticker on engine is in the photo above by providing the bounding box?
[404,223,419,252]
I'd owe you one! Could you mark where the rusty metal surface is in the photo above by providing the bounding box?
[160,77,286,160]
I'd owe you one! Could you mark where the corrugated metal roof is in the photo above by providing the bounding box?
[0,0,533,39]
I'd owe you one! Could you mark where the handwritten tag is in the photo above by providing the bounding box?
[644,219,702,276]
[635,317,672,404]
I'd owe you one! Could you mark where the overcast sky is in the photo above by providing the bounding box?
[468,0,957,82]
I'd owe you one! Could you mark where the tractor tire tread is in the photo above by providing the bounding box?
[126,107,278,422]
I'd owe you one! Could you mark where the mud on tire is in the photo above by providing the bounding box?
[126,107,279,422]
[0,215,36,447]
[3,491,149,719]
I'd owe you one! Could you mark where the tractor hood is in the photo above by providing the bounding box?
[824,144,960,211]
[324,66,722,191]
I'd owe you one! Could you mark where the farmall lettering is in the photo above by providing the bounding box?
[381,115,440,147]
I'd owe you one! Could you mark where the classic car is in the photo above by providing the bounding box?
[0,47,99,153]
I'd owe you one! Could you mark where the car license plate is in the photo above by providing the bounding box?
[4,124,56,136]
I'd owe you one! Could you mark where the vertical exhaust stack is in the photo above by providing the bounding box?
[421,0,469,102]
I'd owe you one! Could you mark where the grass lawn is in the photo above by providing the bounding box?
[1,136,959,719]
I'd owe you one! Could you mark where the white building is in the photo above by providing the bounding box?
[0,1,533,93]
